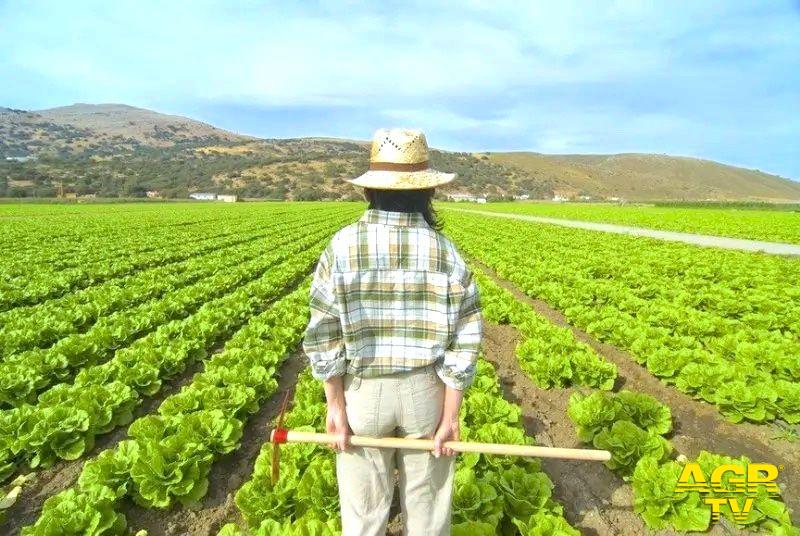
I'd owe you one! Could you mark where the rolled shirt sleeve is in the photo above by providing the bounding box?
[303,245,346,381]
[437,268,482,390]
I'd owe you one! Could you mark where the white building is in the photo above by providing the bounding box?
[448,193,487,203]
[217,194,238,203]
[189,192,217,201]
[552,188,579,202]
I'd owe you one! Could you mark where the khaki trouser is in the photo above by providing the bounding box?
[337,365,455,536]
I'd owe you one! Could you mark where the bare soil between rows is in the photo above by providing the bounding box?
[120,351,308,536]
[483,321,648,535]
[6,267,796,535]
[4,278,315,534]
[2,359,205,535]
[475,259,798,532]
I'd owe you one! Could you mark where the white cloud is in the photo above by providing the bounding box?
[1,0,798,177]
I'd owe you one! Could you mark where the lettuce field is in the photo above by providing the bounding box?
[448,202,800,244]
[0,201,797,536]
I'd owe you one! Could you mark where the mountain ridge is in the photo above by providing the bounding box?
[485,151,800,201]
[1,103,798,201]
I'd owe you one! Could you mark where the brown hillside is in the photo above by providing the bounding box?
[0,103,250,157]
[2,103,798,201]
[36,104,250,146]
[488,152,800,201]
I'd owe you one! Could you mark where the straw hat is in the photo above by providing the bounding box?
[347,128,456,190]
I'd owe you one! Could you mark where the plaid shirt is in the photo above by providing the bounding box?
[303,209,482,390]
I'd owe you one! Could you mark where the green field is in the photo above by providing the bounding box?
[445,202,800,244]
[1,202,796,535]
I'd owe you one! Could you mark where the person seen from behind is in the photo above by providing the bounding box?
[303,128,483,535]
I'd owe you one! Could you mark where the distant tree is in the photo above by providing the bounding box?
[163,186,189,199]
[33,185,57,197]
[323,161,346,177]
[340,191,364,202]
[295,187,324,201]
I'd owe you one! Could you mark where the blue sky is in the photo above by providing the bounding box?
[1,0,799,179]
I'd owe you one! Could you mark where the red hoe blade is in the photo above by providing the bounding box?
[270,390,291,485]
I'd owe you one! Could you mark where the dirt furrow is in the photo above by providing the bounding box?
[2,359,205,535]
[121,351,308,536]
[475,260,799,527]
[483,321,652,535]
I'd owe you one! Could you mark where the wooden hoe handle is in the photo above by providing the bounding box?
[270,429,611,462]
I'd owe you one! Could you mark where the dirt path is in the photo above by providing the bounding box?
[483,321,654,535]
[476,263,799,531]
[1,360,205,535]
[121,351,308,536]
[446,208,800,256]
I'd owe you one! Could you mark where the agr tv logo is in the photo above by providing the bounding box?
[675,462,781,523]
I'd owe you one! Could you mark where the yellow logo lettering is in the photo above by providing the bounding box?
[747,464,780,494]
[727,497,754,523]
[675,463,710,494]
[710,464,745,493]
[704,497,728,521]
[676,461,781,526]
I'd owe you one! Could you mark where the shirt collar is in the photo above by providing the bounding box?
[360,209,429,228]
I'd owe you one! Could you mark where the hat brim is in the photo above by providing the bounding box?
[346,169,456,190]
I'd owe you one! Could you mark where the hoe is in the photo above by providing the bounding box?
[267,393,612,483]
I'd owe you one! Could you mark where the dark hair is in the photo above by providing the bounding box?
[364,188,442,231]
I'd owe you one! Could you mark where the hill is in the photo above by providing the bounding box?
[0,104,250,158]
[0,104,542,200]
[39,103,251,145]
[1,103,798,201]
[486,152,800,202]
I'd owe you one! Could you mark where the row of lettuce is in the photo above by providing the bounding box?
[570,390,796,534]
[0,216,338,407]
[1,211,269,312]
[20,280,313,534]
[19,252,798,534]
[451,202,800,245]
[22,271,581,535]
[0,208,343,357]
[475,264,798,534]
[0,203,348,312]
[0,201,264,273]
[0,204,245,279]
[219,358,580,536]
[444,210,800,425]
[0,211,359,485]
[11,201,797,534]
